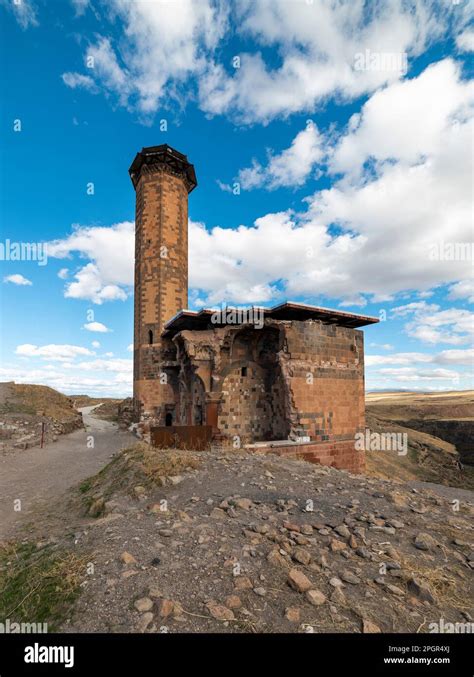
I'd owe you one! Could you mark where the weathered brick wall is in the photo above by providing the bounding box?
[218,363,287,443]
[133,164,189,416]
[252,439,365,473]
[283,321,365,444]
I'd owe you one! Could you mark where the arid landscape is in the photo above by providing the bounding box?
[0,383,472,635]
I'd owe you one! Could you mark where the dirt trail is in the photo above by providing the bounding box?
[0,406,135,539]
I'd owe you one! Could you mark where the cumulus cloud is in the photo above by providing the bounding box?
[3,274,32,286]
[61,0,228,118]
[15,344,94,361]
[391,302,474,346]
[59,0,472,124]
[83,322,110,333]
[47,221,133,304]
[375,367,461,382]
[456,28,474,53]
[236,122,324,190]
[448,279,474,304]
[366,348,474,367]
[199,0,472,123]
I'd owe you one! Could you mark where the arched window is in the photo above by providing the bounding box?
[165,412,173,427]
[148,329,153,345]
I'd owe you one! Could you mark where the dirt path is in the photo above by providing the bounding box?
[0,406,135,539]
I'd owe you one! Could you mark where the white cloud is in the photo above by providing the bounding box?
[71,0,89,17]
[3,274,32,286]
[366,348,474,367]
[57,268,69,280]
[448,279,474,304]
[15,344,94,361]
[91,340,100,348]
[83,322,110,333]
[376,367,461,382]
[190,59,474,305]
[199,0,472,124]
[0,364,131,398]
[237,123,323,190]
[61,72,98,92]
[456,29,474,53]
[391,302,474,346]
[62,0,228,117]
[369,343,394,350]
[330,59,473,177]
[60,0,473,124]
[47,221,133,304]
[1,0,38,29]
[127,343,133,352]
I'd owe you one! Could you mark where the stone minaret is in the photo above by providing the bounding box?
[129,145,197,419]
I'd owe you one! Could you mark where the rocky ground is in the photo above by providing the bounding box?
[8,443,472,635]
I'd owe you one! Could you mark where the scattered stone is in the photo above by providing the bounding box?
[329,577,344,588]
[138,612,154,632]
[306,589,326,606]
[120,551,137,566]
[134,597,153,613]
[225,595,242,609]
[385,583,405,597]
[407,578,435,603]
[292,547,311,565]
[234,576,253,591]
[362,618,382,633]
[285,606,301,622]
[168,475,184,485]
[288,568,313,593]
[206,602,235,621]
[158,599,175,618]
[335,525,351,539]
[330,539,347,552]
[253,587,266,597]
[341,571,361,585]
[234,498,253,510]
[414,533,436,551]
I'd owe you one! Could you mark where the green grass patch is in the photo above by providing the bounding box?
[0,542,89,631]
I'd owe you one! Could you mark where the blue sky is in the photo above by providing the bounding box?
[0,0,473,396]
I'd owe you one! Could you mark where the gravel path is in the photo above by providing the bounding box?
[0,406,135,539]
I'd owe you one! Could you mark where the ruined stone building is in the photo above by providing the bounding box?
[129,145,378,472]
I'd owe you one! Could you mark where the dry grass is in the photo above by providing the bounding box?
[78,442,201,510]
[0,383,79,422]
[0,541,90,629]
[399,554,471,610]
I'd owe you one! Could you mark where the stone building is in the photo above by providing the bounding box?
[129,144,378,472]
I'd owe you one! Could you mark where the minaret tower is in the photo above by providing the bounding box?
[129,145,197,418]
